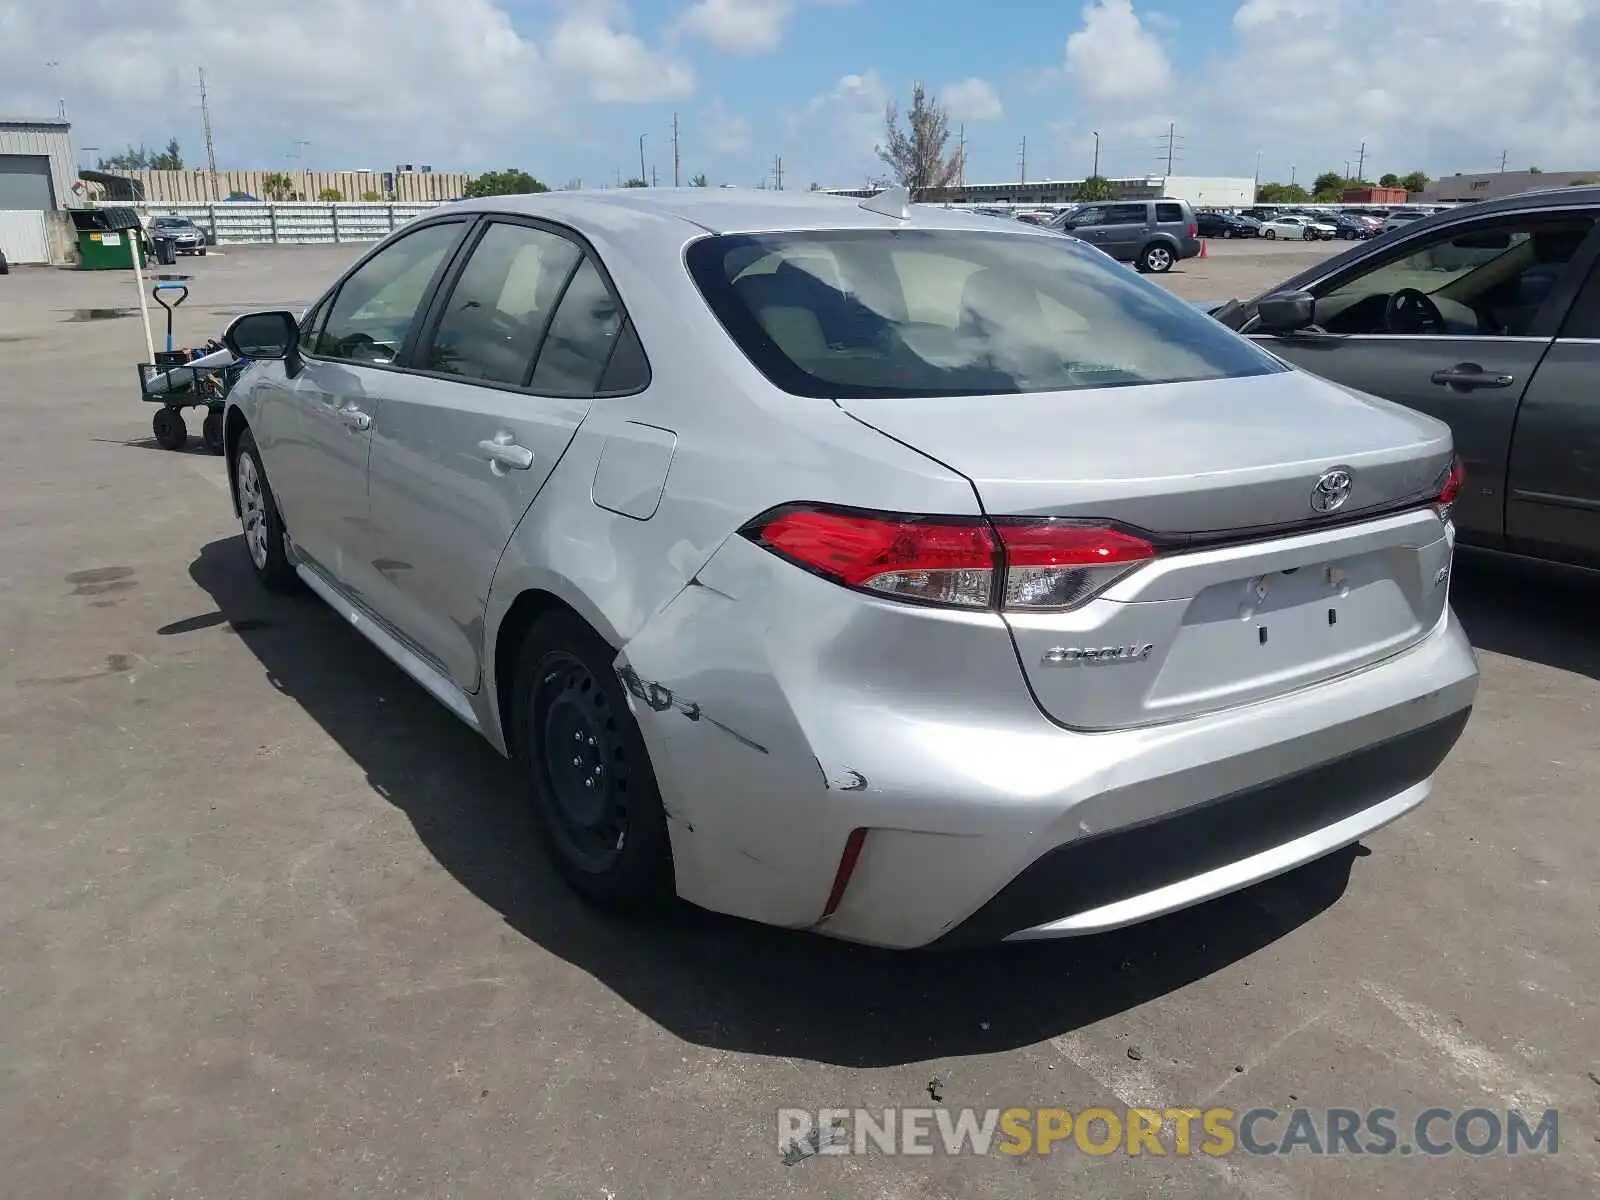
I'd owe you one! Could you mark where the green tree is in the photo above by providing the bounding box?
[1257,181,1309,203]
[876,83,963,199]
[1311,171,1346,198]
[690,173,709,187]
[1378,172,1400,187]
[1568,177,1595,186]
[1075,175,1117,201]
[360,189,384,202]
[260,171,294,201]
[318,187,344,202]
[1398,170,1430,193]
[463,169,549,197]
[1529,166,1543,174]
[150,138,183,170]
[808,181,822,191]
[622,177,648,188]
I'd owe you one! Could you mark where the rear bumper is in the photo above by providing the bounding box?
[620,537,1479,950]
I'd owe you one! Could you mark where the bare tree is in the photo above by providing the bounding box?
[876,83,963,200]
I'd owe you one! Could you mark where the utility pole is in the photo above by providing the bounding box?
[1290,164,1297,186]
[1165,123,1176,175]
[1018,135,1027,185]
[638,134,647,185]
[671,112,681,187]
[1254,149,1263,191]
[292,139,310,199]
[772,155,783,190]
[651,165,659,187]
[1499,149,1509,173]
[1092,130,1100,178]
[198,67,218,200]
[958,124,966,187]
[1355,139,1366,180]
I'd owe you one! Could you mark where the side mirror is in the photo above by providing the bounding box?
[224,310,299,362]
[1255,289,1316,333]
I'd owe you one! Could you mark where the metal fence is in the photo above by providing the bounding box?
[89,201,445,246]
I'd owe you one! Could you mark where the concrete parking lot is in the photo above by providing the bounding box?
[1,240,1596,1199]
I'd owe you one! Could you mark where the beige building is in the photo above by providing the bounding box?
[1423,169,1600,203]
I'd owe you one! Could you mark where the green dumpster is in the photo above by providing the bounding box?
[68,207,148,271]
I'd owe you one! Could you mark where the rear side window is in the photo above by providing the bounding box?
[1106,203,1148,224]
[528,258,627,395]
[685,229,1285,399]
[1156,202,1185,223]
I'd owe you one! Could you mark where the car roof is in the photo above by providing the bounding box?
[437,188,1043,238]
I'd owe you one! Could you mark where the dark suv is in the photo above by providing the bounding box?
[1048,198,1201,272]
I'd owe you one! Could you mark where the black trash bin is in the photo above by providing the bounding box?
[154,236,178,266]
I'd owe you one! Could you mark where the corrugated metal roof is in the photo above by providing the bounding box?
[0,117,71,128]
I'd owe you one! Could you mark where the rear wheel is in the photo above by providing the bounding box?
[512,613,673,910]
[1139,243,1174,273]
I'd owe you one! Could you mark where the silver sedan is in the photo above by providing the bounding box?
[219,188,1478,948]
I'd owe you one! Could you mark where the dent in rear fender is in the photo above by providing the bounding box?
[614,569,837,928]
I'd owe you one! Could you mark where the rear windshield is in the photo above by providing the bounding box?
[685,229,1284,399]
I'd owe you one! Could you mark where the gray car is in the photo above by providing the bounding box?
[219,188,1477,949]
[1048,198,1201,273]
[1213,186,1600,577]
[148,214,208,255]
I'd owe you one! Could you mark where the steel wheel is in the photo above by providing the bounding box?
[532,651,633,874]
[237,450,271,570]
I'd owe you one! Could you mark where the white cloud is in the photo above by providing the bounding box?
[703,97,751,153]
[1063,0,1172,101]
[785,71,890,186]
[0,0,691,167]
[940,78,1003,122]
[675,0,795,54]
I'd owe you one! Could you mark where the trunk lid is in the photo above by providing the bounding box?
[839,372,1457,729]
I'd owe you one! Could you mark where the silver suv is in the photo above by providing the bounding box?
[1049,198,1202,272]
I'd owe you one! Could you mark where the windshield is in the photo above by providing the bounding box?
[685,229,1285,399]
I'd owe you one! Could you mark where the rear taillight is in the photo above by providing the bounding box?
[741,504,1157,612]
[1188,222,1198,238]
[1434,456,1465,530]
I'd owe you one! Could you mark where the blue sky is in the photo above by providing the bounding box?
[4,0,1599,190]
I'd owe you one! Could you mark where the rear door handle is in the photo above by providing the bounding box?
[1430,365,1515,390]
[478,432,534,472]
[337,403,371,430]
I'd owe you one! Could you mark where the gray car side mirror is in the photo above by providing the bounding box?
[1255,290,1316,333]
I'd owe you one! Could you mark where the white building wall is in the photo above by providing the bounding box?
[1158,176,1256,208]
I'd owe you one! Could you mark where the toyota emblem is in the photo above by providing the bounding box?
[1311,468,1354,513]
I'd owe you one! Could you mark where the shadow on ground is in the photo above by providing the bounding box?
[185,535,1377,1068]
[1450,557,1600,681]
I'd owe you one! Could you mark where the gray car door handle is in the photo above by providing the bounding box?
[337,403,372,430]
[1430,366,1515,390]
[478,434,534,471]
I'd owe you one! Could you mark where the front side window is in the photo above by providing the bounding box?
[314,222,464,365]
[1316,214,1596,336]
[686,229,1285,399]
[422,222,582,385]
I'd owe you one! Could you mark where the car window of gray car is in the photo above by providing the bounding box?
[1316,215,1595,337]
[1155,202,1185,223]
[420,222,582,385]
[1106,203,1148,224]
[1071,206,1107,226]
[527,257,627,396]
[1557,257,1600,339]
[313,222,464,366]
[687,229,1285,399]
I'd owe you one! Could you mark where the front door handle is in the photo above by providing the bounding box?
[337,403,372,430]
[1430,364,1515,390]
[478,432,534,472]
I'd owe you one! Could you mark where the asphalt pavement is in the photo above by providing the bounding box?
[0,241,1595,1199]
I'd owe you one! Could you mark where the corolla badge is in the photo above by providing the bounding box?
[1042,644,1155,667]
[1310,467,1354,514]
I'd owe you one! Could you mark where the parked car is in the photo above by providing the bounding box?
[1196,211,1260,239]
[1260,214,1337,241]
[1048,198,1202,272]
[1309,211,1379,240]
[1382,206,1434,234]
[1210,186,1600,577]
[147,214,208,255]
[219,188,1477,949]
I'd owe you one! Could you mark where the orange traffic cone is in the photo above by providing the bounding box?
[1199,239,1209,259]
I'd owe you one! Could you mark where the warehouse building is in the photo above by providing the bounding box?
[1421,169,1600,204]
[0,116,78,264]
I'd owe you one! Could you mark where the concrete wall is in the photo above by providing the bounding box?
[0,119,77,208]
[93,200,440,245]
[98,169,472,203]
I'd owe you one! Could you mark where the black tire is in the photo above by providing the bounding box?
[202,410,225,455]
[0,249,9,275]
[234,429,298,591]
[511,612,673,911]
[198,248,208,256]
[152,407,187,450]
[1138,243,1175,273]
[1265,229,1276,240]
